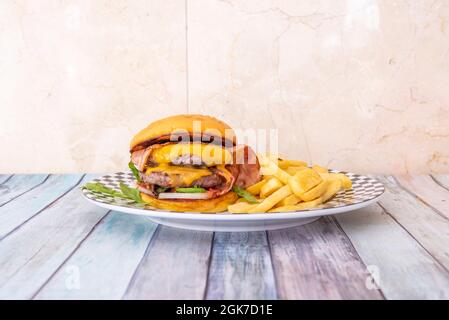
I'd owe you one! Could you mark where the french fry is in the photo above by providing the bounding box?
[318,172,331,180]
[273,167,292,185]
[336,173,352,189]
[258,155,292,184]
[260,177,284,198]
[248,185,292,213]
[320,173,352,190]
[275,194,301,208]
[278,160,307,169]
[286,166,308,176]
[259,161,277,176]
[246,179,267,195]
[299,179,330,202]
[288,168,322,196]
[228,156,352,214]
[321,179,342,202]
[296,197,323,209]
[312,165,329,174]
[228,202,258,213]
[269,197,323,212]
[269,205,301,213]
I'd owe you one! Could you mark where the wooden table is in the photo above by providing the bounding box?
[0,173,448,300]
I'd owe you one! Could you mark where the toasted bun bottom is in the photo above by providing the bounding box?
[140,192,238,213]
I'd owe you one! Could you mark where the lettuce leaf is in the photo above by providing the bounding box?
[232,186,259,204]
[175,187,206,193]
[128,162,141,182]
[83,182,144,204]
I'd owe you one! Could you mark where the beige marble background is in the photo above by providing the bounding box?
[0,0,448,174]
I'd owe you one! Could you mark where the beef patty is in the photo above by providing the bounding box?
[139,171,223,188]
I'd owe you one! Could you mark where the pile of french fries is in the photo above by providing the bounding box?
[228,155,352,213]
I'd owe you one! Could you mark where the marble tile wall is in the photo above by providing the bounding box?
[1,0,448,173]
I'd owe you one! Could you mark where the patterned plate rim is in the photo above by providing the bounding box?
[81,170,385,216]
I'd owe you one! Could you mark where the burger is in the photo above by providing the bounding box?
[129,114,261,212]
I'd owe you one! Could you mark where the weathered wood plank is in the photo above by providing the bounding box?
[0,174,109,299]
[268,217,383,300]
[34,212,158,299]
[0,175,12,185]
[0,174,84,239]
[431,174,449,192]
[205,232,277,300]
[336,204,449,299]
[395,175,449,219]
[0,174,48,206]
[377,176,449,272]
[123,227,213,300]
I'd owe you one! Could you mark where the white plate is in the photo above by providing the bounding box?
[82,171,384,232]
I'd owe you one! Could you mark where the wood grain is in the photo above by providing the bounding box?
[123,226,213,300]
[395,175,449,219]
[0,174,84,239]
[268,217,383,300]
[0,174,48,206]
[431,175,449,192]
[206,232,277,300]
[336,204,449,299]
[0,175,12,185]
[0,175,109,299]
[377,176,449,272]
[0,173,448,300]
[34,212,158,299]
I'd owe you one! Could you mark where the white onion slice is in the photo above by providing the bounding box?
[158,192,210,200]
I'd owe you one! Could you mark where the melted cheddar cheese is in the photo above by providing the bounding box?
[150,143,232,167]
[146,164,213,186]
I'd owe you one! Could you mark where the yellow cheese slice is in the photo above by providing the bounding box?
[150,143,232,167]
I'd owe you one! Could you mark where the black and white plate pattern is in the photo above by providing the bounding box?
[82,171,384,211]
[81,170,384,231]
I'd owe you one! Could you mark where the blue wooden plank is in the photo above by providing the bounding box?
[0,174,84,240]
[0,174,48,206]
[268,217,384,299]
[0,175,12,185]
[394,175,449,219]
[0,174,109,299]
[206,232,277,300]
[123,227,213,300]
[34,212,157,299]
[377,176,449,271]
[336,202,449,299]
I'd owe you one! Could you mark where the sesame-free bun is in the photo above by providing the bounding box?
[130,114,236,151]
